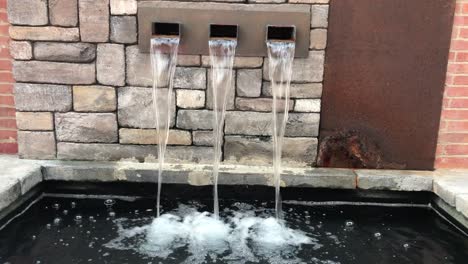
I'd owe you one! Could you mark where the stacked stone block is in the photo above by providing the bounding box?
[8,0,329,167]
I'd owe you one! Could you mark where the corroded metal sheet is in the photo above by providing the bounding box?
[319,0,455,170]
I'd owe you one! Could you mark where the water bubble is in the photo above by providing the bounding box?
[109,211,116,218]
[374,232,382,239]
[345,220,354,227]
[35,261,41,264]
[74,215,83,223]
[403,243,410,249]
[89,216,95,222]
[134,210,139,215]
[63,210,69,215]
[53,218,62,226]
[46,224,51,229]
[104,199,116,208]
[71,202,76,208]
[32,235,36,240]
[52,204,60,210]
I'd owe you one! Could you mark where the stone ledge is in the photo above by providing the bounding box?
[356,169,433,191]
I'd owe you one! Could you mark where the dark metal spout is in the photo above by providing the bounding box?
[266,25,296,43]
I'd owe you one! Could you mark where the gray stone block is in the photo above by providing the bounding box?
[311,4,329,28]
[193,130,214,146]
[455,194,468,218]
[97,44,125,86]
[175,68,207,89]
[356,169,433,191]
[119,128,192,145]
[294,99,321,113]
[9,41,32,60]
[79,0,110,42]
[18,131,56,159]
[264,51,325,82]
[126,45,152,87]
[177,110,213,130]
[207,69,235,110]
[55,113,118,143]
[0,176,21,211]
[16,112,54,131]
[110,0,137,15]
[14,83,72,112]
[118,86,175,128]
[49,0,78,27]
[237,69,262,97]
[7,0,48,25]
[73,86,117,112]
[434,175,468,206]
[110,16,137,44]
[176,89,205,109]
[224,136,318,166]
[235,98,293,112]
[0,155,43,196]
[13,61,95,85]
[34,42,96,63]
[310,29,327,50]
[284,168,356,189]
[263,82,322,99]
[10,26,80,42]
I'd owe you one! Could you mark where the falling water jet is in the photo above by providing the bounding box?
[150,23,180,217]
[208,24,238,219]
[266,26,296,219]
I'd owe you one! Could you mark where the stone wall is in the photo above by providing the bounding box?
[8,0,328,167]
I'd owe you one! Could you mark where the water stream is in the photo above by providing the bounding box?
[150,37,180,217]
[208,39,237,218]
[266,40,296,219]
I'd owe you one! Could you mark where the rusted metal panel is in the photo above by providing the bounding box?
[319,0,455,170]
[137,1,310,57]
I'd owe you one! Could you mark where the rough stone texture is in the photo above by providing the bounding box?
[0,176,20,211]
[294,99,321,112]
[55,113,118,143]
[97,44,125,86]
[110,16,137,44]
[263,82,322,99]
[16,112,54,131]
[10,26,79,41]
[79,0,110,42]
[73,86,116,112]
[207,69,235,110]
[18,131,56,159]
[9,41,32,60]
[119,128,192,145]
[235,98,293,112]
[57,143,213,163]
[110,0,137,15]
[34,42,96,63]
[434,174,468,206]
[284,168,356,189]
[237,69,262,97]
[225,111,320,137]
[291,0,329,3]
[356,170,433,191]
[311,4,329,28]
[13,61,95,85]
[0,155,42,195]
[126,45,152,87]
[14,83,72,112]
[202,56,263,68]
[310,29,327,50]
[455,194,468,218]
[224,136,318,166]
[177,110,213,130]
[175,68,207,89]
[193,130,214,146]
[264,51,325,82]
[176,89,205,109]
[7,0,48,26]
[178,55,201,66]
[49,0,78,27]
[118,87,176,128]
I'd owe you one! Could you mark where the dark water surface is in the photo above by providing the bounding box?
[0,196,467,264]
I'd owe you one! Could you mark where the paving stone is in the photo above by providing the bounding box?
[356,170,433,191]
[110,16,137,44]
[49,0,78,26]
[193,130,214,146]
[202,56,263,68]
[235,98,293,112]
[224,136,318,166]
[73,86,116,112]
[10,26,79,41]
[263,82,322,99]
[283,168,356,189]
[34,42,96,63]
[118,86,175,128]
[18,131,56,159]
[57,143,213,163]
[434,174,468,206]
[13,61,95,85]
[177,55,201,66]
[9,41,32,60]
[119,128,192,145]
[97,44,125,86]
[311,4,329,28]
[207,69,235,110]
[79,0,110,42]
[0,156,43,194]
[110,0,137,15]
[225,111,320,137]
[14,83,72,112]
[175,68,207,89]
[310,29,327,50]
[126,45,152,87]
[237,69,262,97]
[16,112,54,131]
[177,110,213,130]
[264,51,325,82]
[176,89,205,109]
[55,113,118,143]
[0,176,21,211]
[7,0,48,25]
[294,99,321,112]
[455,194,468,218]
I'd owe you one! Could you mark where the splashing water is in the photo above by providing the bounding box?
[208,39,237,218]
[267,41,295,219]
[150,37,180,217]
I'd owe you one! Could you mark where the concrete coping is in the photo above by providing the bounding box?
[0,155,467,223]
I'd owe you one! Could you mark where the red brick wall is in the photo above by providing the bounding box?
[0,0,17,154]
[436,0,468,168]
